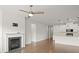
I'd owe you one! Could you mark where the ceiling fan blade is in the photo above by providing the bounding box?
[19,10,29,13]
[32,11,44,14]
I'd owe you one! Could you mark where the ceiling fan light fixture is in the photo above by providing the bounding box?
[28,13,33,17]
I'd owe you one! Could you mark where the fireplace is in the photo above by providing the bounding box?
[5,33,25,52]
[8,37,21,51]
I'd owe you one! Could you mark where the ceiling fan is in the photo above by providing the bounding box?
[19,5,44,18]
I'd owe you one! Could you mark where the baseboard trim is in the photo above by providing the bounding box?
[25,42,31,45]
[25,38,48,45]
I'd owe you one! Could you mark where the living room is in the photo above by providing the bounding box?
[0,5,79,53]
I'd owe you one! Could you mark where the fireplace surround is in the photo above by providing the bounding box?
[5,33,25,52]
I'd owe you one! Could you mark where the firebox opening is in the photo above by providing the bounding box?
[8,37,21,51]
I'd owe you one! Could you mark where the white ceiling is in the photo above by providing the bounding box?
[0,5,79,25]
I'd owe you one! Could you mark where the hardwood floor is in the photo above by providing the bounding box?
[55,43,79,53]
[9,39,79,53]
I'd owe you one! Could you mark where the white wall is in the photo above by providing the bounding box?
[0,9,2,52]
[31,24,37,42]
[2,10,25,52]
[53,23,79,46]
[36,23,48,42]
[25,20,32,44]
[25,20,48,44]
